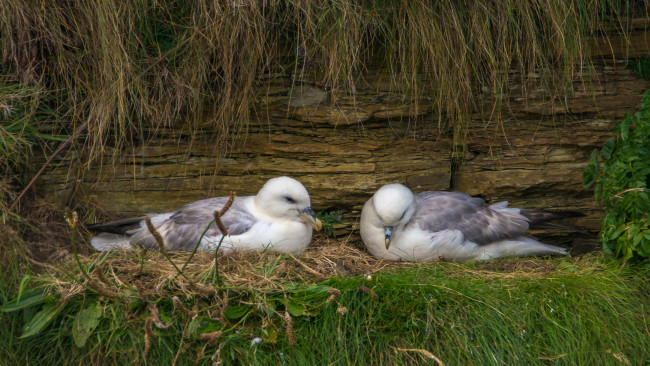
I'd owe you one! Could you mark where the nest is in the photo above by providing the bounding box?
[31,234,414,300]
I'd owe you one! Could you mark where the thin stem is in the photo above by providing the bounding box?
[213,236,226,286]
[144,216,188,280]
[181,219,215,274]
[66,211,91,282]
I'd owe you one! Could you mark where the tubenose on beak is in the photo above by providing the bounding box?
[384,226,393,249]
[299,207,323,231]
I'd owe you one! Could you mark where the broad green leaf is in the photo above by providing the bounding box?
[1,288,54,312]
[590,149,599,166]
[583,150,599,188]
[602,241,615,254]
[583,165,597,188]
[608,225,626,240]
[128,299,142,311]
[16,275,31,303]
[620,121,629,141]
[601,138,615,160]
[624,246,633,260]
[186,316,221,336]
[73,301,102,348]
[298,285,330,298]
[223,305,249,320]
[199,319,222,334]
[643,230,650,241]
[556,262,577,273]
[639,237,650,257]
[20,302,64,338]
[286,300,306,317]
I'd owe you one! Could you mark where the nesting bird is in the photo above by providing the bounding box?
[360,184,571,262]
[88,176,322,253]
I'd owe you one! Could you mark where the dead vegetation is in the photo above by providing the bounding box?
[33,235,399,295]
[30,232,597,301]
[1,0,637,167]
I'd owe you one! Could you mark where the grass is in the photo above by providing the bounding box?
[1,246,648,365]
[0,0,637,164]
[1,2,648,364]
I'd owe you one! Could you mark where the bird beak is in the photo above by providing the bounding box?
[384,226,393,249]
[300,208,323,231]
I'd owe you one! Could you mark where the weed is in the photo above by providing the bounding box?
[316,210,346,237]
[584,89,650,262]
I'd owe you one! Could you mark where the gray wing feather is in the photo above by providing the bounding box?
[410,192,529,245]
[130,197,257,251]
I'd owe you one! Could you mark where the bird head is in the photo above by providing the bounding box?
[255,176,322,231]
[371,183,416,249]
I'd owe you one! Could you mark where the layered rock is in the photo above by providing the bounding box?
[39,57,650,251]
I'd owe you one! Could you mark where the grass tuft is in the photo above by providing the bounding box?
[1,244,648,365]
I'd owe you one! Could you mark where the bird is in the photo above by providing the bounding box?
[360,183,576,262]
[88,176,322,253]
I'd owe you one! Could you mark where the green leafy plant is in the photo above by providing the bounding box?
[316,210,346,237]
[0,83,65,198]
[584,90,650,262]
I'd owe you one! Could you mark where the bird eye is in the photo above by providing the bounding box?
[284,196,296,203]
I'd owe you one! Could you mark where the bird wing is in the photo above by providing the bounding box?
[410,192,530,245]
[130,196,258,250]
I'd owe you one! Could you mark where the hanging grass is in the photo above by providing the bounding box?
[0,0,635,163]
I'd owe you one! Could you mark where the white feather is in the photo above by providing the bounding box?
[90,233,133,251]
[360,184,569,262]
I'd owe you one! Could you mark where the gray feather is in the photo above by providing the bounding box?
[410,192,530,245]
[118,197,257,251]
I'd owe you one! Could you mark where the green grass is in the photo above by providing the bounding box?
[1,252,648,365]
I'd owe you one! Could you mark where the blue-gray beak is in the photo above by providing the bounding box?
[384,226,393,249]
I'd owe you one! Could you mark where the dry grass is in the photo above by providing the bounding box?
[29,233,594,301]
[0,0,635,165]
[33,235,407,296]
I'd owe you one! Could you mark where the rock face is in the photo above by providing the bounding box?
[39,59,650,252]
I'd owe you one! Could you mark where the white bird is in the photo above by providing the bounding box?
[88,176,322,253]
[360,184,572,262]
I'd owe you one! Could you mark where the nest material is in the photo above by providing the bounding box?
[32,235,408,298]
[31,232,587,300]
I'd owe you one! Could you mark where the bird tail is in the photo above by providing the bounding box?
[519,208,585,225]
[86,217,147,235]
[90,233,132,251]
[475,236,567,260]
